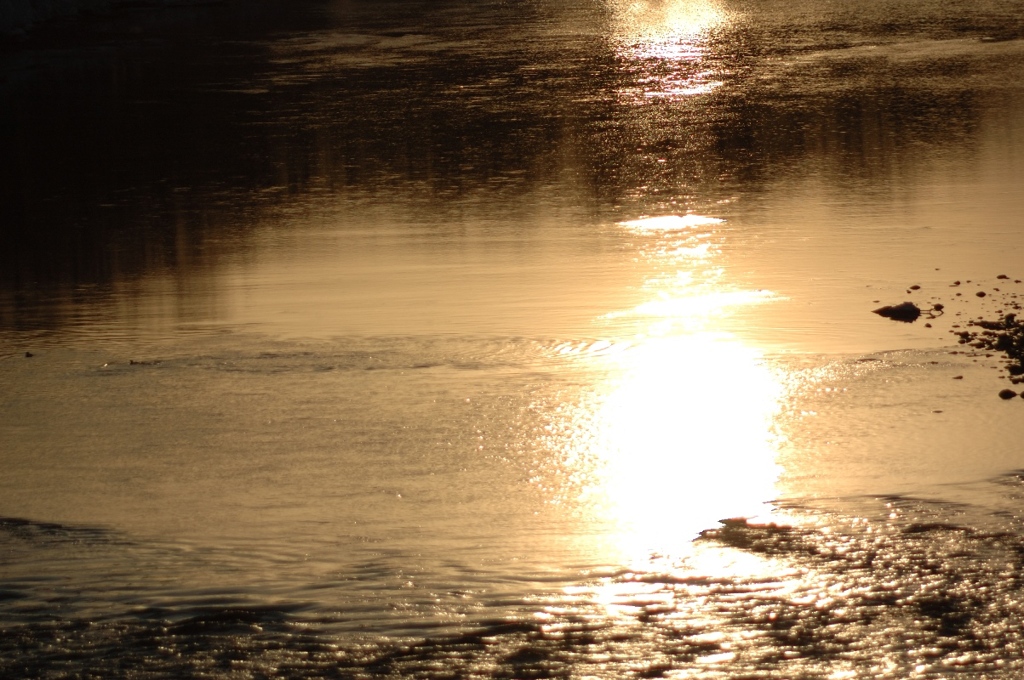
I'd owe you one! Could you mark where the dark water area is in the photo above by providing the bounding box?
[4,0,1024,677]
[3,0,1021,329]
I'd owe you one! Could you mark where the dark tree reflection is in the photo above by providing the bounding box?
[1,0,1019,330]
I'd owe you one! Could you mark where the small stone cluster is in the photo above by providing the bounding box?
[953,315,1024,382]
[874,274,1024,399]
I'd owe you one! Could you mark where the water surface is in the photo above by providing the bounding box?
[3,0,1024,676]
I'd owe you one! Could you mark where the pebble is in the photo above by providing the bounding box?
[878,276,1024,397]
[872,302,921,322]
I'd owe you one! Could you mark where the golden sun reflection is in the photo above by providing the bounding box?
[538,211,793,628]
[591,333,783,562]
[608,0,728,43]
[608,0,730,99]
[620,214,723,231]
[553,213,788,570]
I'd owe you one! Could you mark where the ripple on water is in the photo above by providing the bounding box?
[5,497,1024,678]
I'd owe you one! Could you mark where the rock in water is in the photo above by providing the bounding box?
[999,389,1018,400]
[872,302,922,323]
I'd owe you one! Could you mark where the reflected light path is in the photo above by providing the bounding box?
[608,0,730,99]
[560,215,788,570]
[620,214,723,231]
[593,333,784,561]
[543,212,794,637]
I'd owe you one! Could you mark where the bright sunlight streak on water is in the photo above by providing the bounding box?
[608,0,728,42]
[556,214,788,568]
[608,0,729,98]
[620,214,724,231]
[556,209,794,624]
[591,333,784,563]
[608,214,782,337]
[551,329,792,636]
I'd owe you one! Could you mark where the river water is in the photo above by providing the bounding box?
[3,0,1024,677]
